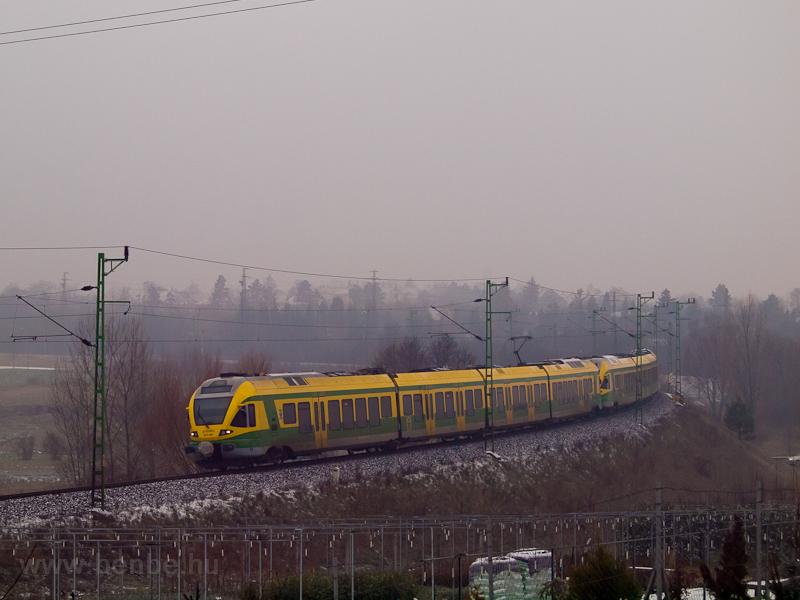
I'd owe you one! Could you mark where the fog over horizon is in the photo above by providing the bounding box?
[2,1,799,302]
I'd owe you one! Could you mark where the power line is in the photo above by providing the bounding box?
[0,246,123,251]
[2,0,260,36]
[510,277,638,299]
[129,246,492,283]
[1,0,319,46]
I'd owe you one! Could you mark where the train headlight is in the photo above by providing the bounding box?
[190,431,198,438]
[220,429,233,436]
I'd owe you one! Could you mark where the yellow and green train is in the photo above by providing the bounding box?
[185,351,658,468]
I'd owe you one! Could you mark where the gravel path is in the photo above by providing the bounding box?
[0,395,675,528]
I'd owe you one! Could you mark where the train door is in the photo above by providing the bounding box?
[456,390,466,432]
[312,395,328,449]
[423,389,436,436]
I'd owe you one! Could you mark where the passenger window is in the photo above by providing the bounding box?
[368,396,380,427]
[283,403,297,425]
[328,400,341,431]
[298,402,312,434]
[342,399,354,429]
[496,387,505,410]
[403,394,412,416]
[512,386,520,409]
[465,390,475,416]
[381,395,392,418]
[355,397,368,428]
[519,386,527,408]
[413,394,424,422]
[435,392,445,419]
[445,391,454,418]
[474,389,483,409]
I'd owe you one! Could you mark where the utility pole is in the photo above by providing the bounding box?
[756,480,763,600]
[667,321,673,395]
[644,486,670,600]
[89,247,129,509]
[612,291,618,354]
[635,292,654,424]
[484,278,508,453]
[240,268,248,313]
[673,298,695,404]
[592,308,605,355]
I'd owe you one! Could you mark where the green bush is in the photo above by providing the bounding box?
[566,547,640,600]
[242,571,419,600]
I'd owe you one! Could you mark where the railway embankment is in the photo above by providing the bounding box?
[0,393,781,529]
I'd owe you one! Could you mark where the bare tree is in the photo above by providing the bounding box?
[106,316,152,480]
[373,338,429,372]
[48,315,154,484]
[234,348,272,375]
[686,311,736,420]
[48,319,95,485]
[138,349,224,476]
[429,335,476,369]
[731,294,767,418]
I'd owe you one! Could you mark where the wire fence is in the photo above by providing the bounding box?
[2,500,799,600]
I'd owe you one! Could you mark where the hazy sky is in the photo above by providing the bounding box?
[2,1,799,301]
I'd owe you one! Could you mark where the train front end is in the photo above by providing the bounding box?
[185,375,270,468]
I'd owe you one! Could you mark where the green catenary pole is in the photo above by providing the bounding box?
[484,278,508,453]
[91,247,128,509]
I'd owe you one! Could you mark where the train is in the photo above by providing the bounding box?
[184,350,658,468]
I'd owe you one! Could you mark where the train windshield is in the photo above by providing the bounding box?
[194,396,233,426]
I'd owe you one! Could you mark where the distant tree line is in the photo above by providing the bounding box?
[6,275,800,457]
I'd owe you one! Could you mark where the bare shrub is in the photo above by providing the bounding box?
[13,434,35,460]
[42,431,64,461]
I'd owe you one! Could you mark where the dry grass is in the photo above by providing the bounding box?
[234,403,794,524]
[0,361,59,494]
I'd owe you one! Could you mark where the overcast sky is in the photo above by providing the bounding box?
[2,1,798,301]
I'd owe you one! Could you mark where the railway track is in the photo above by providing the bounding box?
[0,394,658,504]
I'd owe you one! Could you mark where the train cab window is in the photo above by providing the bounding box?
[413,394,424,422]
[474,389,483,409]
[355,397,368,428]
[380,395,392,419]
[231,407,247,428]
[231,404,256,428]
[435,392,445,419]
[342,399,354,429]
[328,400,340,430]
[402,394,413,416]
[283,403,297,425]
[445,391,454,418]
[465,390,475,416]
[298,402,312,434]
[368,397,380,427]
[520,386,527,408]
[496,387,505,410]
